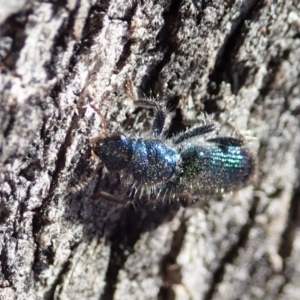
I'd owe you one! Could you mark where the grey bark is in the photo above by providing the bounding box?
[1,0,300,299]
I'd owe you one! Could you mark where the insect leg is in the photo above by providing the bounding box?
[126,79,166,137]
[68,163,104,194]
[94,191,125,205]
[133,97,166,137]
[206,137,245,146]
[133,101,166,137]
[152,107,166,137]
[174,124,217,144]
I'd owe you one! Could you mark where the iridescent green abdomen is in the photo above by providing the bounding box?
[180,145,254,194]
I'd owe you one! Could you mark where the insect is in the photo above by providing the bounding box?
[91,97,254,203]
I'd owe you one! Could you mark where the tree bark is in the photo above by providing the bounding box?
[1,0,300,299]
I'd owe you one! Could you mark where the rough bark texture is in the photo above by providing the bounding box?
[1,0,300,299]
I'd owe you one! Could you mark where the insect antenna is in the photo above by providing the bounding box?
[89,103,109,138]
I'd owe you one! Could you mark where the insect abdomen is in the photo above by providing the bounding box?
[180,145,254,194]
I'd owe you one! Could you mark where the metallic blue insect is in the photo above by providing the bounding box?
[92,101,254,202]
